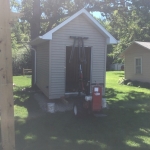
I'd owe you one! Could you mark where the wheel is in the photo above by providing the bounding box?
[73,105,78,116]
[73,100,84,117]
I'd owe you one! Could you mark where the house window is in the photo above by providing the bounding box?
[135,57,142,74]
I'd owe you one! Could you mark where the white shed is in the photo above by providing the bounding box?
[110,63,124,71]
[30,8,117,99]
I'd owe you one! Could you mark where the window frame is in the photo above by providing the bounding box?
[135,57,142,74]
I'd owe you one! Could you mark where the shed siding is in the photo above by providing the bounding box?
[36,42,49,97]
[125,44,150,83]
[49,14,106,99]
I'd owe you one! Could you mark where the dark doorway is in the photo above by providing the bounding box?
[66,46,91,92]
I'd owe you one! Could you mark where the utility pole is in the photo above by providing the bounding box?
[0,0,17,149]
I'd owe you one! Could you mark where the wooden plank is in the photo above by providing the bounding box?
[23,68,32,76]
[0,0,15,150]
[0,84,15,150]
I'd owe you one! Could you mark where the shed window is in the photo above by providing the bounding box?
[135,58,142,74]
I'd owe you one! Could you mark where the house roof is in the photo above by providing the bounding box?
[120,41,150,57]
[30,8,118,45]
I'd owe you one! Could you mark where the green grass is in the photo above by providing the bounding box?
[13,76,31,87]
[13,76,32,120]
[106,71,150,100]
[106,71,150,111]
[8,72,150,150]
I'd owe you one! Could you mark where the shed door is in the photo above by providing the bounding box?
[66,46,91,92]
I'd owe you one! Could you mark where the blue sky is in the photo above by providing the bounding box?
[92,11,101,19]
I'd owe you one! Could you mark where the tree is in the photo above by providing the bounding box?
[103,0,150,63]
[11,0,150,69]
[10,1,31,75]
[11,21,31,75]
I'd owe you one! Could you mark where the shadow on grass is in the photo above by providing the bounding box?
[13,87,150,150]
[13,87,43,120]
[106,88,125,100]
[113,72,125,78]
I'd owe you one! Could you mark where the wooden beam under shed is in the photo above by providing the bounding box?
[0,0,15,150]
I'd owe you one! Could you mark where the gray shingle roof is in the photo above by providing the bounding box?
[119,41,150,57]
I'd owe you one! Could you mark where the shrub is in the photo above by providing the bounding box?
[118,78,150,89]
[118,78,131,85]
[127,82,133,86]
[12,48,31,75]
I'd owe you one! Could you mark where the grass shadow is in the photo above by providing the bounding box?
[13,87,43,120]
[14,88,150,150]
[12,73,150,150]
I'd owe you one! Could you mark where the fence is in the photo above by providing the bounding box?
[23,68,32,76]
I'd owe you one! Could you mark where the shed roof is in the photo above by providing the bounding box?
[30,8,118,45]
[135,41,150,50]
[120,41,150,57]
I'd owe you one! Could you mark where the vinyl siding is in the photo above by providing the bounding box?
[49,14,107,99]
[36,42,49,97]
[125,44,150,83]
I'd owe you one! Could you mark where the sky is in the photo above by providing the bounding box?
[92,11,102,19]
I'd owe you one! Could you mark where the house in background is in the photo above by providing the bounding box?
[30,8,117,100]
[120,41,150,83]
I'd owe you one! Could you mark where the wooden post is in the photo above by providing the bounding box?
[0,0,15,150]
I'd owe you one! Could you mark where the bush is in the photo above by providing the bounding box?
[12,49,31,75]
[118,78,131,85]
[118,78,150,89]
[127,82,133,86]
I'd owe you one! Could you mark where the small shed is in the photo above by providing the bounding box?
[120,41,150,83]
[110,63,124,71]
[30,8,117,99]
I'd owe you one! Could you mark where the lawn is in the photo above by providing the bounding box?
[2,71,150,150]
